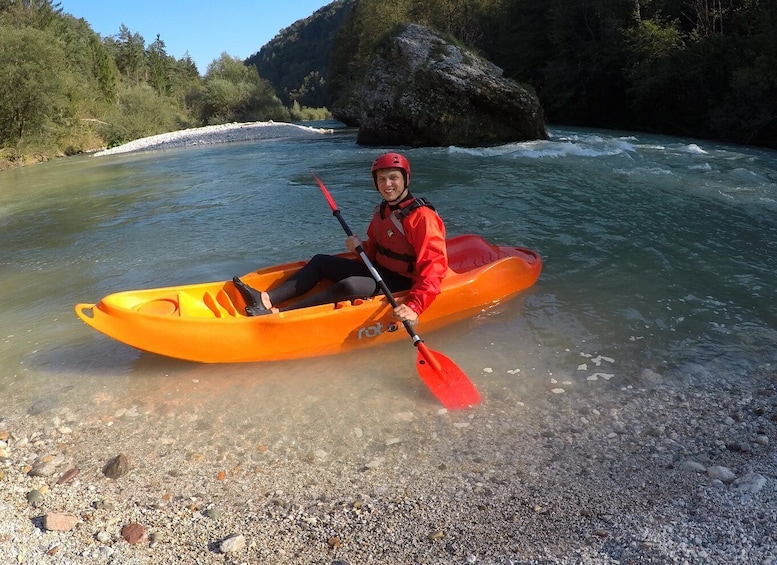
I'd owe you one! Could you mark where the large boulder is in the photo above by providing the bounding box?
[333,24,547,147]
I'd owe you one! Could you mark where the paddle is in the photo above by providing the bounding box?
[312,173,481,409]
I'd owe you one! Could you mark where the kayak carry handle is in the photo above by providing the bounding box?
[75,303,96,321]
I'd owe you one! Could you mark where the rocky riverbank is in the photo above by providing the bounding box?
[1,363,775,564]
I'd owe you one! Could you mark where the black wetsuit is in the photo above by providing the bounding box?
[267,254,412,311]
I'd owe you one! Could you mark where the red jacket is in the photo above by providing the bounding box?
[363,198,448,315]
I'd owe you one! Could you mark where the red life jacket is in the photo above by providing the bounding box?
[371,198,436,275]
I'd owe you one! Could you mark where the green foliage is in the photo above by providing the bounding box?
[289,101,332,122]
[0,25,70,144]
[0,1,309,167]
[4,0,777,168]
[113,24,147,86]
[324,0,777,148]
[246,0,353,107]
[201,54,288,124]
[98,85,190,148]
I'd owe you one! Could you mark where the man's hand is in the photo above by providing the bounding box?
[393,303,418,324]
[346,235,362,254]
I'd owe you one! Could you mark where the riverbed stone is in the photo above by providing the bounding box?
[219,533,246,554]
[732,472,767,494]
[102,453,129,479]
[707,465,736,483]
[121,523,147,544]
[43,512,79,531]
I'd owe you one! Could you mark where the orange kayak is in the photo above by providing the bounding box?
[75,235,541,363]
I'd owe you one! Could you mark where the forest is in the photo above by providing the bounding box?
[2,0,776,169]
[329,0,776,149]
[0,0,330,168]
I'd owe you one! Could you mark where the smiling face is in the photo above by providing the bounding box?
[374,167,408,204]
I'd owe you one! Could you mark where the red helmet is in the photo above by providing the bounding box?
[371,152,410,187]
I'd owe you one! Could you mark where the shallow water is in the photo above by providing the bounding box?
[1,125,776,428]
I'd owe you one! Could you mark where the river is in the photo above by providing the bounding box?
[1,124,775,422]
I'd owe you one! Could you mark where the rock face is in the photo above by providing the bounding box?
[334,24,547,147]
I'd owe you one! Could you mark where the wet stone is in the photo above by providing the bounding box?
[103,453,129,479]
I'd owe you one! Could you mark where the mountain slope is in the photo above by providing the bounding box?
[244,0,353,108]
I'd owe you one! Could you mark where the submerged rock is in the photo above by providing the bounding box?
[335,23,546,147]
[102,453,129,479]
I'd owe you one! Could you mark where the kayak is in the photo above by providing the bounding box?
[75,234,541,363]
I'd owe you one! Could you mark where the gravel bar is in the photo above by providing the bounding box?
[1,363,776,564]
[93,121,334,157]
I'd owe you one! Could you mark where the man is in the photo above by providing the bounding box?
[233,152,448,324]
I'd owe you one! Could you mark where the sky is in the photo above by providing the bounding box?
[60,1,332,74]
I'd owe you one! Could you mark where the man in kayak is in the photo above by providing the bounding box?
[233,152,448,324]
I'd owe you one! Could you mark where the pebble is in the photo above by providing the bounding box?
[29,454,65,477]
[640,368,664,384]
[219,533,246,554]
[26,489,44,506]
[43,512,79,532]
[102,453,129,479]
[365,457,385,469]
[95,122,333,156]
[56,467,80,484]
[682,460,707,473]
[732,472,767,494]
[203,506,222,520]
[706,465,736,483]
[121,523,147,544]
[0,319,775,564]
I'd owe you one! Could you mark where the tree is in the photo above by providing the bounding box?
[0,0,62,28]
[147,34,170,94]
[114,24,146,85]
[201,54,287,123]
[0,25,69,144]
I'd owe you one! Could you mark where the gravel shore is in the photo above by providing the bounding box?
[93,122,334,157]
[2,362,776,564]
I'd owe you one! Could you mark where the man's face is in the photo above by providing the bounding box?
[375,168,407,203]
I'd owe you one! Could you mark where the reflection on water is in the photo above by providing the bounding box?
[2,127,777,433]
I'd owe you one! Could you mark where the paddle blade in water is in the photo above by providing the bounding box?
[415,343,481,409]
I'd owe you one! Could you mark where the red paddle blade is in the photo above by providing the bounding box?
[312,173,338,211]
[415,343,481,409]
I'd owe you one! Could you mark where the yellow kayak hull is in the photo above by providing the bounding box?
[75,235,541,363]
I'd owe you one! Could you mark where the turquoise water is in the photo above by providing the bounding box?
[1,125,775,417]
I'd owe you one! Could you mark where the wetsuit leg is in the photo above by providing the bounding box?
[267,254,411,311]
